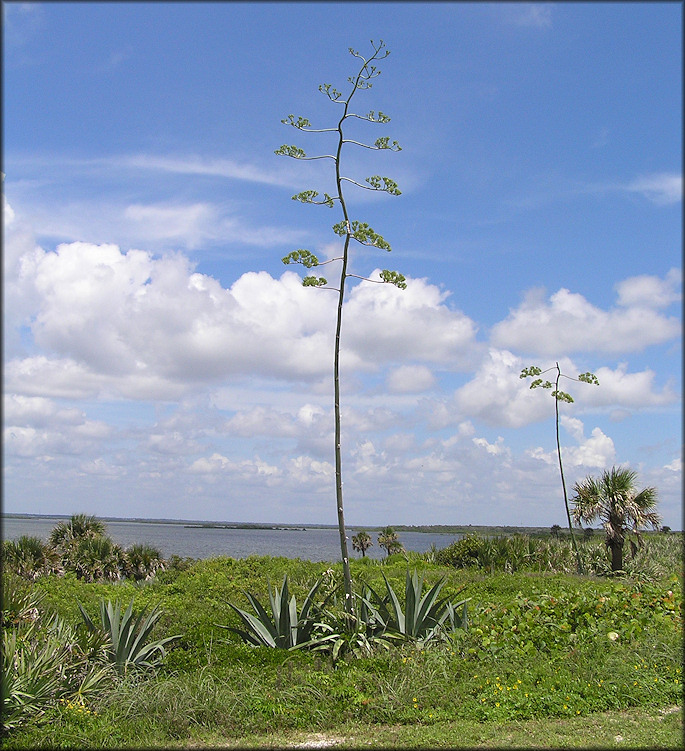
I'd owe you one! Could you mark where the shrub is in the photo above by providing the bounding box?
[435,535,485,568]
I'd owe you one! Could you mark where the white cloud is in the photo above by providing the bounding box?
[189,452,281,485]
[526,416,616,470]
[285,455,334,489]
[4,356,188,401]
[189,452,231,474]
[625,173,683,205]
[79,458,125,478]
[3,198,681,528]
[452,348,548,428]
[345,272,480,369]
[3,393,113,457]
[118,153,301,188]
[585,364,677,409]
[8,152,304,189]
[386,365,437,393]
[4,236,480,400]
[123,203,217,248]
[15,195,306,252]
[472,435,509,457]
[615,268,681,308]
[446,349,678,430]
[491,275,681,356]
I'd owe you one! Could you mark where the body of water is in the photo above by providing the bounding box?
[2,516,461,562]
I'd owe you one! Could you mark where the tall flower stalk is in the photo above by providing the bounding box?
[521,362,599,573]
[277,41,405,616]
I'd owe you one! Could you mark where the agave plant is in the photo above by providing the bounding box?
[306,587,400,660]
[221,576,328,649]
[363,570,470,646]
[77,598,179,675]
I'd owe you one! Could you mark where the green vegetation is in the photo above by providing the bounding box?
[221,575,329,649]
[2,526,681,748]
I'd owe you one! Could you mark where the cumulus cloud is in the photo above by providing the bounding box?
[445,349,678,430]
[452,349,548,428]
[189,452,281,485]
[386,365,437,394]
[4,399,112,459]
[4,237,480,400]
[584,364,678,409]
[3,198,681,528]
[490,273,681,356]
[526,416,616,470]
[615,268,681,308]
[345,271,479,369]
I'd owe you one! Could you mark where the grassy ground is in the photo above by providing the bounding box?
[4,535,682,748]
[188,705,683,748]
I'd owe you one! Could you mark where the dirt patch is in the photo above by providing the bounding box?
[657,705,681,718]
[289,734,347,748]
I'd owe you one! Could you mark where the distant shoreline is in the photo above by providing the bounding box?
[0,512,615,535]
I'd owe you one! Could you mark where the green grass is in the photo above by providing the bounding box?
[4,537,682,749]
[185,706,683,748]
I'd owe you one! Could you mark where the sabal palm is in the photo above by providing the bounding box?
[351,531,373,558]
[74,537,124,582]
[49,514,106,553]
[2,536,61,580]
[377,527,403,558]
[124,544,164,581]
[571,466,660,572]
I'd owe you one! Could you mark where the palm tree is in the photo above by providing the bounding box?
[49,514,106,548]
[351,531,373,558]
[377,527,404,558]
[74,536,124,582]
[550,524,562,539]
[124,544,165,581]
[49,514,108,573]
[571,466,660,572]
[2,536,61,580]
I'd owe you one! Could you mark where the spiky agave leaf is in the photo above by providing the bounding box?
[78,598,179,675]
[221,576,331,650]
[226,602,278,648]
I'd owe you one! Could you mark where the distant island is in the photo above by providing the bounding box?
[183,523,308,531]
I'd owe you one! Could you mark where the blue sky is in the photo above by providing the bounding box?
[3,2,682,529]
